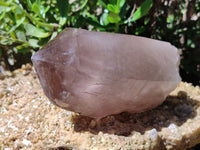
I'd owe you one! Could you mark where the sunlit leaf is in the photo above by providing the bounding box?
[107,4,119,14]
[50,32,58,41]
[117,0,126,9]
[108,13,121,23]
[32,2,46,18]
[10,32,16,40]
[0,1,10,6]
[59,17,66,26]
[28,39,39,47]
[79,0,88,10]
[100,12,109,26]
[124,0,153,23]
[32,3,40,15]
[24,24,50,38]
[85,12,99,23]
[44,6,50,14]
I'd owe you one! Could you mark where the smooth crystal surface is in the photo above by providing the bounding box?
[31,28,181,118]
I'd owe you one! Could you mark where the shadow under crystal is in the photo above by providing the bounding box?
[72,91,198,136]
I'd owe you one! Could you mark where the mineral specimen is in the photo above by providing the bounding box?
[31,28,181,118]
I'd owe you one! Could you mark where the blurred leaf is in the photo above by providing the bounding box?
[24,24,51,38]
[107,4,119,13]
[108,13,121,23]
[28,39,39,47]
[98,0,107,9]
[10,32,16,40]
[0,38,13,45]
[0,11,6,21]
[0,49,2,57]
[144,18,149,25]
[44,6,50,15]
[7,11,15,21]
[0,1,10,6]
[15,7,24,15]
[119,2,127,19]
[32,1,47,18]
[85,12,99,23]
[117,0,126,9]
[79,0,88,10]
[16,31,26,41]
[26,0,32,10]
[50,32,58,41]
[71,0,88,12]
[135,26,145,35]
[100,12,109,26]
[8,17,25,34]
[167,14,174,23]
[59,17,67,26]
[36,0,41,5]
[124,0,153,23]
[32,3,40,15]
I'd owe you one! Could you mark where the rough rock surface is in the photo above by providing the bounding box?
[0,64,200,149]
[32,28,181,118]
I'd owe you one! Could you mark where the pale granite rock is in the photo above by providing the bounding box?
[31,28,181,118]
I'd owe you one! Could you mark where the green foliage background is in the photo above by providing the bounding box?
[0,0,200,85]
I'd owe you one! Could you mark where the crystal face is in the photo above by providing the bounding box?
[31,28,181,119]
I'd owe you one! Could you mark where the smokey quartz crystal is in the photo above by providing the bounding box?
[31,28,181,118]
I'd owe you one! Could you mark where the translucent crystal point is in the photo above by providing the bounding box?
[31,28,181,118]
